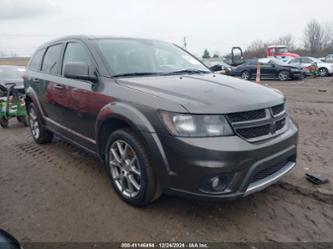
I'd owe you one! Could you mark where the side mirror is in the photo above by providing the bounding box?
[64,62,98,83]
[210,64,222,72]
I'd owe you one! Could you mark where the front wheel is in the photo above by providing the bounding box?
[241,71,251,80]
[28,103,53,144]
[105,128,160,206]
[278,70,290,81]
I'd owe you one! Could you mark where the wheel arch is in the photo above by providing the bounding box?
[95,102,156,160]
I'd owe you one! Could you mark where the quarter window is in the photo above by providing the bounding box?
[42,44,62,75]
[29,49,45,71]
[62,42,92,74]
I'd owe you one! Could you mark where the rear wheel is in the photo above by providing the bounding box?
[17,116,28,126]
[241,70,251,80]
[28,103,53,144]
[278,70,290,81]
[105,128,160,206]
[318,68,328,77]
[0,117,8,128]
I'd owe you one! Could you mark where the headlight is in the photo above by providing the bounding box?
[160,111,234,137]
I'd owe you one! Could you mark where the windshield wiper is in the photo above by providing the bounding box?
[112,72,164,78]
[166,69,211,75]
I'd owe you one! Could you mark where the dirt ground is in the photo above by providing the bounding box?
[0,77,332,243]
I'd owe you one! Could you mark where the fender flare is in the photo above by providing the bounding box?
[95,102,173,175]
[25,86,45,119]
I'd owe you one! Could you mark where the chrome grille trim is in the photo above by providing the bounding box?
[227,103,288,142]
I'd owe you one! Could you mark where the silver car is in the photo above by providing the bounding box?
[287,57,333,77]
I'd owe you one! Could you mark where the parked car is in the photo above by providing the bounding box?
[0,65,25,92]
[288,57,333,77]
[321,54,333,63]
[230,58,304,81]
[202,59,232,75]
[24,36,298,206]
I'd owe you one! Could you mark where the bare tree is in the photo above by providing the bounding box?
[244,40,267,58]
[322,22,333,52]
[304,20,324,56]
[273,35,295,50]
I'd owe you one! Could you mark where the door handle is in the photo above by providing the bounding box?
[53,84,64,89]
[31,78,40,83]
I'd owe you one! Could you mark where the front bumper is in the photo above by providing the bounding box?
[149,119,298,201]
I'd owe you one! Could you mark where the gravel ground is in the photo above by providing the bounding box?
[0,77,332,243]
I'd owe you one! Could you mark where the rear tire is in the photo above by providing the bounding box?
[0,117,8,128]
[17,116,29,127]
[105,128,160,206]
[28,103,53,144]
[318,68,328,77]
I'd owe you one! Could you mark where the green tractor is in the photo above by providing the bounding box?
[0,83,28,128]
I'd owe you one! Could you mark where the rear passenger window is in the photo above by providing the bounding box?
[29,49,44,71]
[62,43,92,73]
[42,44,62,75]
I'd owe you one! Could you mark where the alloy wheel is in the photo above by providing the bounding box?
[109,140,141,198]
[279,71,289,81]
[29,108,40,139]
[318,68,328,77]
[241,71,250,80]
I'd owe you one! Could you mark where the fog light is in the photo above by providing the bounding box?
[211,177,220,190]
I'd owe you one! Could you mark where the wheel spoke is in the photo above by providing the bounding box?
[110,160,122,168]
[111,148,122,163]
[128,175,140,190]
[130,166,141,176]
[126,176,134,194]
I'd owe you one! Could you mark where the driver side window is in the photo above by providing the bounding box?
[62,42,92,74]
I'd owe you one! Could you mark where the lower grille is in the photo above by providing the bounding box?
[237,124,270,139]
[250,160,289,184]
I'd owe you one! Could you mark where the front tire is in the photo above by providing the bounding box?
[278,70,290,81]
[105,128,160,206]
[28,103,53,144]
[241,70,251,80]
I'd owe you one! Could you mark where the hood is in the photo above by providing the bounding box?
[0,78,24,89]
[117,74,284,114]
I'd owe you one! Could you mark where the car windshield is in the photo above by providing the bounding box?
[0,66,24,79]
[97,39,210,77]
[276,47,288,54]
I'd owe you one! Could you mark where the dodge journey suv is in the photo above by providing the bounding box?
[24,36,298,206]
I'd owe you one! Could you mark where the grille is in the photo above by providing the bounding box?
[227,109,266,123]
[227,103,287,142]
[250,160,289,184]
[237,124,270,139]
[271,103,285,116]
[275,118,286,131]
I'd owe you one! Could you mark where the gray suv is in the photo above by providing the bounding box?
[24,36,298,206]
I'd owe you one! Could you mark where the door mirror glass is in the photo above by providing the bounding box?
[63,62,97,82]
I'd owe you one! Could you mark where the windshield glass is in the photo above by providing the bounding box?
[97,39,210,76]
[0,67,24,79]
[275,47,288,54]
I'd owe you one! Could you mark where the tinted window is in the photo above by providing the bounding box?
[42,44,62,75]
[289,58,300,64]
[301,58,313,63]
[29,49,44,71]
[62,42,92,73]
[247,60,258,65]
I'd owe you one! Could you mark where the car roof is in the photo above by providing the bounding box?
[35,35,167,50]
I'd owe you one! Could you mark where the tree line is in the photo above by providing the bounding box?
[202,19,333,59]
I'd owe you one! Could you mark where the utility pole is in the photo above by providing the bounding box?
[183,37,187,50]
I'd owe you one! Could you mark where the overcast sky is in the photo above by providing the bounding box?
[0,0,333,57]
